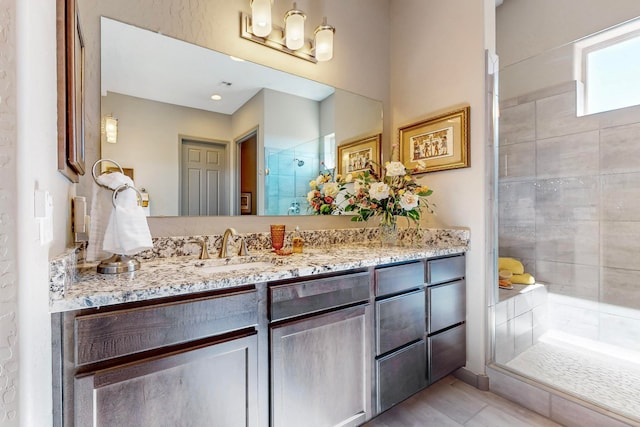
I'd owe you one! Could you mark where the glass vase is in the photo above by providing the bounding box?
[379,219,399,246]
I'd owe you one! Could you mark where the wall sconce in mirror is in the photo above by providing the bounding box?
[103,115,118,144]
[241,1,335,63]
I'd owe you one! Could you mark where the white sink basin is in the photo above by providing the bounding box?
[195,261,275,275]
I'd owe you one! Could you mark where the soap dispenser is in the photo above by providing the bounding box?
[292,226,304,253]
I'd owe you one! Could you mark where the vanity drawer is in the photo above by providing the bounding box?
[427,279,466,334]
[75,288,258,367]
[375,261,424,297]
[426,255,465,285]
[376,288,425,355]
[269,271,370,322]
[376,339,427,412]
[428,323,466,384]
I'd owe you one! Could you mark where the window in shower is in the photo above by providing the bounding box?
[577,18,640,115]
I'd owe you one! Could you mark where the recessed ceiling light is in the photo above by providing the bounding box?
[230,56,245,62]
[211,94,222,101]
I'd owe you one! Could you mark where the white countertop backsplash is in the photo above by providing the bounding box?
[49,227,469,312]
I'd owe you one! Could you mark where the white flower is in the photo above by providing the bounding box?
[399,192,419,210]
[353,179,365,192]
[369,182,390,200]
[345,173,353,183]
[385,161,406,177]
[316,175,325,184]
[309,180,317,188]
[322,182,339,197]
[307,190,315,202]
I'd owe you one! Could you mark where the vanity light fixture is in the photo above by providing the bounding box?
[250,0,272,37]
[240,2,335,63]
[314,17,335,62]
[284,3,306,50]
[103,115,118,144]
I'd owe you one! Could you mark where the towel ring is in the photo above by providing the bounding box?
[112,184,144,208]
[92,159,124,190]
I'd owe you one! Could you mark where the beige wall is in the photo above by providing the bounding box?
[101,92,233,216]
[0,0,18,424]
[389,0,495,375]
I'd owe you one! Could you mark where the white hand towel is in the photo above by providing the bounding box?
[102,179,153,256]
[85,177,123,261]
[86,172,153,260]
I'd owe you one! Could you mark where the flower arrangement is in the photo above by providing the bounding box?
[306,167,349,215]
[307,145,435,228]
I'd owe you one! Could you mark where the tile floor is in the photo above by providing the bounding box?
[363,375,561,426]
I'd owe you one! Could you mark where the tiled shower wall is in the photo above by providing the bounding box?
[265,139,321,215]
[499,81,640,353]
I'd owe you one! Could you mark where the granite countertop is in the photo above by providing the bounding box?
[49,243,466,313]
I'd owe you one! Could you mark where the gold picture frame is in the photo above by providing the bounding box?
[399,106,470,174]
[337,134,382,176]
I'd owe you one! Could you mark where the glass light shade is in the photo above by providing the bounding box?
[285,10,306,50]
[314,24,334,62]
[105,117,118,144]
[251,0,272,37]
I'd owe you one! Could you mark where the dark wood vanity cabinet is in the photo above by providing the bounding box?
[426,254,467,384]
[53,253,467,426]
[374,261,427,413]
[52,287,260,427]
[268,272,372,427]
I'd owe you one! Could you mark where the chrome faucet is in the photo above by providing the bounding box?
[218,228,249,258]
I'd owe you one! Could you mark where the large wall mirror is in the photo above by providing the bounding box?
[99,17,382,217]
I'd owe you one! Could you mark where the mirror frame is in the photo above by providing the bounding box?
[56,0,86,182]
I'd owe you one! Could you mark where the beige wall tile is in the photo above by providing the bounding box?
[601,172,640,221]
[536,261,599,299]
[536,176,599,222]
[600,123,640,174]
[601,267,640,311]
[536,91,599,139]
[500,102,536,146]
[602,221,640,270]
[499,141,536,181]
[536,130,599,179]
[536,221,600,266]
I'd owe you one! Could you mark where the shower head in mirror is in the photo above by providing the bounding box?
[294,159,304,167]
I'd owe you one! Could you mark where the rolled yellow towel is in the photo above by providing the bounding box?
[511,273,535,285]
[498,257,524,275]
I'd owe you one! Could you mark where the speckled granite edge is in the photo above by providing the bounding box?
[49,227,469,312]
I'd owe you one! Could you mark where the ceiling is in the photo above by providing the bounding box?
[100,18,335,115]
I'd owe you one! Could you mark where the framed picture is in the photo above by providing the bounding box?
[337,134,382,176]
[56,0,85,182]
[240,192,252,214]
[399,106,470,174]
[106,167,134,180]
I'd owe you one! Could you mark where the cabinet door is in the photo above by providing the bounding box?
[427,279,466,334]
[376,288,425,355]
[271,304,372,427]
[428,323,466,384]
[74,333,258,427]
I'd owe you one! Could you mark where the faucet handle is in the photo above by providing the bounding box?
[238,238,249,256]
[190,237,211,260]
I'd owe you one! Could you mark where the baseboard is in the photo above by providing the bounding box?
[453,367,490,391]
